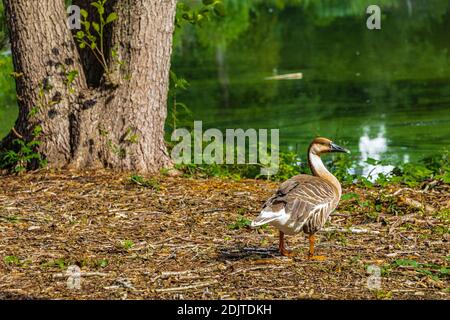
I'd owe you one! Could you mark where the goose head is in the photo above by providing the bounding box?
[308,137,350,156]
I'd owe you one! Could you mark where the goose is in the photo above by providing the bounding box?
[251,137,350,259]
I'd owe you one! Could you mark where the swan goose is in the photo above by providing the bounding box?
[251,137,350,259]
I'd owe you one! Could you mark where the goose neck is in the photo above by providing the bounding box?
[308,152,342,197]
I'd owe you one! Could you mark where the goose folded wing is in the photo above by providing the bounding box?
[285,178,336,229]
[263,175,336,227]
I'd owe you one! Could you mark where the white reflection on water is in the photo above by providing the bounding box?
[356,124,395,181]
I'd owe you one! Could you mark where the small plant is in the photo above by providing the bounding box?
[0,128,47,173]
[54,258,67,270]
[96,258,109,268]
[129,174,160,190]
[4,255,20,266]
[123,127,139,144]
[391,259,449,281]
[374,290,393,300]
[74,0,120,81]
[228,215,252,230]
[107,139,126,159]
[168,71,191,132]
[64,69,79,93]
[120,240,135,250]
[341,192,360,201]
[40,258,67,270]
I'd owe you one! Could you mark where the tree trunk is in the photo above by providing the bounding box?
[2,0,176,173]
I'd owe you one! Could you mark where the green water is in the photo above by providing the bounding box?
[1,0,450,167]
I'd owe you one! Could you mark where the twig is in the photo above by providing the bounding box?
[230,265,285,275]
[322,227,380,235]
[199,208,227,214]
[53,272,108,279]
[11,127,23,139]
[155,281,218,293]
[398,196,435,212]
[161,270,192,278]
[0,215,44,223]
[393,188,417,196]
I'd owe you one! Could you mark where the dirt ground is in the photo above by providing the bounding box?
[0,170,448,300]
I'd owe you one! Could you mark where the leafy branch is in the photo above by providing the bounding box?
[175,0,225,28]
[74,0,118,80]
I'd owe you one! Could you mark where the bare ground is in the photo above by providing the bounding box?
[0,170,448,300]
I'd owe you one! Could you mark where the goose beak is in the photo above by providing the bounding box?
[330,143,350,154]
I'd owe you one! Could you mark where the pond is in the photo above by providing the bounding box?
[1,0,450,171]
[171,0,450,168]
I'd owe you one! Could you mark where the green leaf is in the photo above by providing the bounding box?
[66,70,78,84]
[82,21,91,32]
[177,2,190,12]
[76,31,85,39]
[91,2,102,12]
[394,259,419,268]
[92,22,100,33]
[79,42,86,49]
[202,0,215,5]
[440,172,450,183]
[4,255,20,265]
[97,258,109,268]
[213,2,225,17]
[106,12,118,24]
[80,9,88,19]
[341,192,360,201]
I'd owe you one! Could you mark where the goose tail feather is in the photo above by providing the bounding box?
[250,208,285,228]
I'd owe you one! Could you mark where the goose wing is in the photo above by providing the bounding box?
[253,175,337,233]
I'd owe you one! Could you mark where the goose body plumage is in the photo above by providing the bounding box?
[252,174,339,235]
[251,137,350,258]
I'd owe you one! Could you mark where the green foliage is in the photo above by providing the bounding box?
[173,146,449,186]
[0,81,51,172]
[0,133,47,173]
[390,163,434,187]
[96,258,109,268]
[106,139,126,159]
[0,3,7,50]
[341,192,359,201]
[168,71,192,132]
[64,69,79,93]
[171,148,299,181]
[120,239,135,250]
[75,0,121,80]
[129,174,160,191]
[392,259,449,280]
[123,127,139,144]
[0,54,18,139]
[175,0,225,28]
[40,258,67,270]
[4,255,20,266]
[228,215,251,230]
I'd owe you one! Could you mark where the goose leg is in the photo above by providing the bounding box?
[308,234,326,261]
[279,231,295,257]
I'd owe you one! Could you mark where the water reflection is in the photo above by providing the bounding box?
[357,124,395,180]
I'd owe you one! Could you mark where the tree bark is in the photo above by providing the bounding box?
[2,0,176,173]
